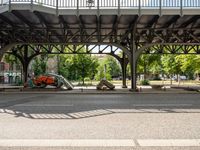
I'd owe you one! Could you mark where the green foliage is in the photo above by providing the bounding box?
[137,52,200,81]
[95,55,121,81]
[58,46,99,84]
[75,54,99,84]
[104,56,121,77]
[84,77,91,82]
[161,55,182,76]
[160,54,200,80]
[194,55,200,75]
[126,63,131,77]
[32,55,48,76]
[140,80,150,85]
[3,54,21,67]
[175,55,197,79]
[137,54,162,79]
[95,62,112,81]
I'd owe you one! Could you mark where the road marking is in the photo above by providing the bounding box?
[0,139,200,147]
[138,139,200,147]
[0,139,135,147]
[15,104,74,107]
[133,104,193,107]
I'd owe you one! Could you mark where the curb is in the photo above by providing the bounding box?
[0,91,199,94]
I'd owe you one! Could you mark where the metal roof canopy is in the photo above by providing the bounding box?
[0,1,200,51]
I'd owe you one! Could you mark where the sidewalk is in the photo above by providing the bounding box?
[0,84,199,94]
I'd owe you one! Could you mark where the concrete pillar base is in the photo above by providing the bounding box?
[122,85,128,88]
[129,89,138,92]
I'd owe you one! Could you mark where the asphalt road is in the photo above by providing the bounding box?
[0,93,200,150]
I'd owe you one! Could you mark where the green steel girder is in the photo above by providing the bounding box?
[5,43,127,66]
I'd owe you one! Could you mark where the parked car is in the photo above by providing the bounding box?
[172,75,187,81]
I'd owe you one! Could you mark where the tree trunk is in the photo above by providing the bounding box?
[144,60,147,80]
[170,74,172,85]
[178,74,181,85]
[82,77,84,85]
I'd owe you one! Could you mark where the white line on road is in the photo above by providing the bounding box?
[133,104,193,107]
[0,139,135,147]
[15,104,74,107]
[0,139,200,147]
[138,139,200,147]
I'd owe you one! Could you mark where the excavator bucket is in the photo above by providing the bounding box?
[96,79,115,90]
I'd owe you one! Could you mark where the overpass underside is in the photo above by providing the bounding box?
[0,0,200,91]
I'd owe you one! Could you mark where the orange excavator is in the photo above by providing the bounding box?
[32,75,59,88]
[29,73,73,90]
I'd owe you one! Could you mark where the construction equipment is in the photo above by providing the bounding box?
[48,73,74,90]
[29,73,73,90]
[96,79,115,90]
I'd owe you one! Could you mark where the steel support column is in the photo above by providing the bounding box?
[0,44,3,61]
[0,52,3,61]
[130,40,137,91]
[121,52,127,88]
[22,45,29,86]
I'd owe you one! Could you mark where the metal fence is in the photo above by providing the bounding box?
[0,62,22,85]
[1,0,200,8]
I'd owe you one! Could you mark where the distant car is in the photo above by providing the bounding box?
[172,76,187,81]
[180,76,187,80]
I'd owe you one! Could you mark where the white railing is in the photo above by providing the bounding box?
[1,0,200,8]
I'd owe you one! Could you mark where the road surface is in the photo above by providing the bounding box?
[0,93,200,150]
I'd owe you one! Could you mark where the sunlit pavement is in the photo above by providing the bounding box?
[0,85,199,94]
[0,93,200,150]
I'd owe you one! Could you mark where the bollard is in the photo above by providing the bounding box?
[163,86,166,91]
[140,87,142,92]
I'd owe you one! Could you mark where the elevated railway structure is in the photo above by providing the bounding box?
[0,0,200,90]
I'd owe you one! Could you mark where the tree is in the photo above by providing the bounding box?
[149,55,162,76]
[104,56,121,78]
[75,54,99,84]
[95,62,112,81]
[95,55,121,81]
[161,55,182,84]
[126,63,131,79]
[32,55,48,76]
[137,54,162,80]
[175,55,200,80]
[57,54,70,78]
[3,54,21,69]
[58,51,99,84]
[194,55,200,80]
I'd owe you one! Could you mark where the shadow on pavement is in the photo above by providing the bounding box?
[0,94,200,119]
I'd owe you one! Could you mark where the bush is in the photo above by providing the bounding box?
[140,80,150,85]
[84,77,91,82]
